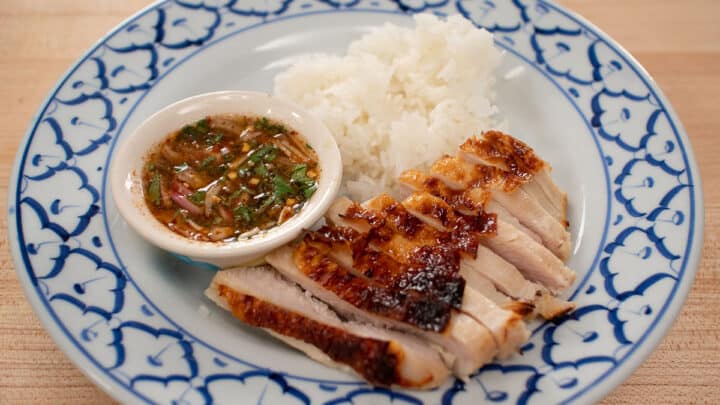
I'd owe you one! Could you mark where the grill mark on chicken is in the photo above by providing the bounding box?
[398,183,575,318]
[460,131,545,188]
[361,195,494,257]
[429,152,572,261]
[324,196,499,313]
[307,226,466,308]
[460,132,568,226]
[336,200,455,259]
[399,170,491,214]
[421,160,541,241]
[403,192,497,237]
[358,246,466,309]
[431,155,526,194]
[330,195,530,354]
[402,169,479,210]
[217,285,409,387]
[293,241,453,332]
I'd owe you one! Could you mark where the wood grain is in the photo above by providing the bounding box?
[1,1,718,403]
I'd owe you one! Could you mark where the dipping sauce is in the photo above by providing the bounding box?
[142,114,320,242]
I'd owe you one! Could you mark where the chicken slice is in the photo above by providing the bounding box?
[458,132,568,226]
[530,169,569,226]
[486,200,542,244]
[307,227,465,308]
[399,169,541,244]
[206,266,450,388]
[266,246,497,379]
[457,132,567,224]
[460,287,529,358]
[398,169,490,216]
[397,177,575,295]
[483,218,575,292]
[326,196,529,356]
[430,154,571,260]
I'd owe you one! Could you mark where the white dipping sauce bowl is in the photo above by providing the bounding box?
[110,91,342,268]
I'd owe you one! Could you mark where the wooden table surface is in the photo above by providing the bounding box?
[1,1,718,403]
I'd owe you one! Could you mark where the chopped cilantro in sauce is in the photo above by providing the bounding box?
[142,114,320,242]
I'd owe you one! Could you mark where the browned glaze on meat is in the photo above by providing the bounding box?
[402,192,497,236]
[340,195,491,257]
[365,194,495,255]
[404,192,456,229]
[504,300,537,318]
[339,200,440,259]
[217,285,423,387]
[307,225,367,258]
[319,194,497,311]
[307,226,466,308]
[460,131,545,190]
[400,169,490,214]
[293,241,452,332]
[400,170,491,212]
[432,155,495,186]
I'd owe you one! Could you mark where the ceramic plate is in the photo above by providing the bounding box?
[8,0,703,403]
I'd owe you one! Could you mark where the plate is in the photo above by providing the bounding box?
[7,1,703,403]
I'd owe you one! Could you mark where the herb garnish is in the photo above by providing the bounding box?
[290,164,317,199]
[273,175,293,201]
[188,190,206,205]
[206,132,224,145]
[254,117,287,134]
[200,156,217,169]
[254,164,269,177]
[248,145,278,163]
[234,206,252,223]
[148,173,161,206]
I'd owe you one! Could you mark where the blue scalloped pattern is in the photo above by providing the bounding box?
[11,0,696,403]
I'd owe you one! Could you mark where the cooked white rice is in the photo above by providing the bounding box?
[274,14,503,201]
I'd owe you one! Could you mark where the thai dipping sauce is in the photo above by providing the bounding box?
[142,114,319,242]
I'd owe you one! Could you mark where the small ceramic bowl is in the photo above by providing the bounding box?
[110,91,342,268]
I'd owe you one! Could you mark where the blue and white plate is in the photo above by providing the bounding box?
[8,1,704,403]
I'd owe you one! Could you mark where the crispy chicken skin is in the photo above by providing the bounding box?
[206,267,450,388]
[266,246,498,379]
[400,170,575,292]
[431,152,571,261]
[327,195,529,357]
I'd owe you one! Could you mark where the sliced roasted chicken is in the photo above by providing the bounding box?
[459,131,567,224]
[265,246,497,379]
[325,196,529,356]
[483,218,574,292]
[310,227,529,357]
[398,174,576,294]
[206,266,450,388]
[306,226,465,309]
[401,192,574,316]
[430,154,571,260]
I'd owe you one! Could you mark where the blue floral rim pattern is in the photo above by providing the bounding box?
[7,1,702,404]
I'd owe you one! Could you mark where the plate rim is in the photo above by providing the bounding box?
[7,2,173,402]
[540,3,705,403]
[6,1,705,403]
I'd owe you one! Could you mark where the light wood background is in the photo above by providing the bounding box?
[1,1,718,403]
